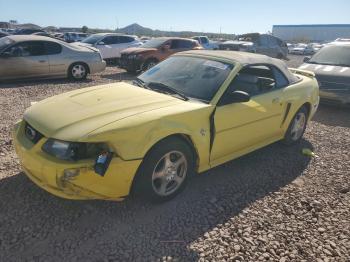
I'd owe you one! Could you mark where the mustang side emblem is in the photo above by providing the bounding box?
[200,128,206,136]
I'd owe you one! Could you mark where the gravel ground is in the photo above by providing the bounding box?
[0,55,349,262]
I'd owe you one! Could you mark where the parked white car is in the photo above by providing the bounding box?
[290,43,308,55]
[74,33,142,61]
[287,43,295,53]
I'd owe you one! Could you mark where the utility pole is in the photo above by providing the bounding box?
[115,17,119,31]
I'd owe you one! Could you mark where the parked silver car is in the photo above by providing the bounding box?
[0,35,106,81]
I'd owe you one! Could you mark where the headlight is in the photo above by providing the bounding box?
[42,139,109,161]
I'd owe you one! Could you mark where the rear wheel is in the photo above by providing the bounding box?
[69,63,88,80]
[132,137,194,202]
[283,106,308,145]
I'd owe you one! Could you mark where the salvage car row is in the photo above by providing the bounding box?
[1,33,349,106]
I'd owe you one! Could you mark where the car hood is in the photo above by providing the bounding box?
[299,63,350,80]
[69,42,99,52]
[121,47,157,55]
[24,82,185,141]
[72,42,92,47]
[298,63,350,95]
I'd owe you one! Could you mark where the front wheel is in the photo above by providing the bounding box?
[132,138,194,202]
[283,106,308,145]
[68,63,88,80]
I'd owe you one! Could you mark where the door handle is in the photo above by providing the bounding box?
[39,60,46,63]
[272,98,280,104]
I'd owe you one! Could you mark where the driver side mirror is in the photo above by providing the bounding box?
[230,90,250,103]
[97,41,105,45]
[303,56,311,62]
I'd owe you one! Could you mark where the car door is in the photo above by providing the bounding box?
[110,36,125,58]
[96,36,118,59]
[268,36,281,58]
[210,65,288,163]
[44,41,65,76]
[0,41,49,79]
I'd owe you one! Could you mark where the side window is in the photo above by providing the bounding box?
[6,41,46,57]
[118,36,134,43]
[171,40,194,49]
[170,40,180,49]
[103,36,119,45]
[226,65,288,98]
[200,37,209,44]
[258,35,269,47]
[268,36,278,47]
[45,42,62,55]
[271,66,289,88]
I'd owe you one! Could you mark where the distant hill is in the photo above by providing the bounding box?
[116,23,235,39]
[0,22,41,29]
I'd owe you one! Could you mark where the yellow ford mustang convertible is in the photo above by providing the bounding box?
[13,50,319,202]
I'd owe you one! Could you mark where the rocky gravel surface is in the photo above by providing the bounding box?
[0,57,349,261]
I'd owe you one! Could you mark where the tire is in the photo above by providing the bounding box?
[68,63,88,80]
[142,59,158,71]
[132,137,195,202]
[283,106,308,145]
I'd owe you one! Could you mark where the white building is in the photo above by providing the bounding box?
[272,24,350,42]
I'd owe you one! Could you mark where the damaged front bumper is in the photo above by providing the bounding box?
[119,54,144,72]
[13,120,142,201]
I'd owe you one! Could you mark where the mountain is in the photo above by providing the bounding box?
[117,23,153,35]
[116,23,235,39]
[0,22,41,29]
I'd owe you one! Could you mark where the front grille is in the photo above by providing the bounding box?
[24,123,43,144]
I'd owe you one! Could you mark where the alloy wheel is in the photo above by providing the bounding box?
[290,112,306,141]
[151,151,187,196]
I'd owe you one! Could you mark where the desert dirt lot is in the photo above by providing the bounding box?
[0,55,349,261]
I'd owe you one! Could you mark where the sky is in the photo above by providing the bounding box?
[0,0,349,34]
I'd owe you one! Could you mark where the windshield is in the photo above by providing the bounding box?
[0,37,14,52]
[138,56,234,102]
[309,45,350,67]
[141,38,167,48]
[82,35,104,44]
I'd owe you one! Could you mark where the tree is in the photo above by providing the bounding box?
[82,26,88,33]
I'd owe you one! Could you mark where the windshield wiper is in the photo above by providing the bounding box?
[146,82,189,101]
[133,78,149,89]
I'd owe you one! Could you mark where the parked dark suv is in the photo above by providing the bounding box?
[219,33,288,59]
[119,37,202,73]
